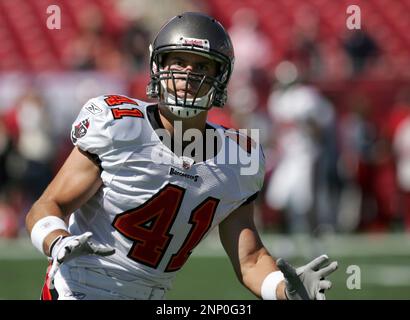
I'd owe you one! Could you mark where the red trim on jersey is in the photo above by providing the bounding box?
[41,264,53,300]
[41,263,59,300]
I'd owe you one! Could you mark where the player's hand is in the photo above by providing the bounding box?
[47,232,115,288]
[277,254,338,300]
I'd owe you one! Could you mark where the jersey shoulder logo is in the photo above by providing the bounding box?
[85,102,103,115]
[71,118,90,143]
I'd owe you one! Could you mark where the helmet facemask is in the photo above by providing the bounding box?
[147,48,230,118]
[159,69,216,118]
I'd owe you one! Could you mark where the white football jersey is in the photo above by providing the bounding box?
[68,94,265,290]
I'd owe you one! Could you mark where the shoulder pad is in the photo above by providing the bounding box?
[71,95,150,156]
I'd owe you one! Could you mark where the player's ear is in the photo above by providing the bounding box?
[214,61,222,77]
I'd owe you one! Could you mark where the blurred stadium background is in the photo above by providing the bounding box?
[1,0,410,299]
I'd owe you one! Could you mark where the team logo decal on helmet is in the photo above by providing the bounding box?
[147,12,235,118]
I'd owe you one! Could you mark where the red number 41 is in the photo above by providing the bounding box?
[112,184,219,272]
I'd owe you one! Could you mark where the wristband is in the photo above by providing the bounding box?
[261,271,285,300]
[30,216,68,255]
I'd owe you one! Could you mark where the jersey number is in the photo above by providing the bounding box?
[112,184,219,272]
[104,95,139,107]
[111,108,144,119]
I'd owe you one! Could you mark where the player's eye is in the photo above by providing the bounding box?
[196,64,209,73]
[171,59,185,68]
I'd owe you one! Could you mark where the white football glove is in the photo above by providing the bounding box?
[277,254,338,300]
[47,232,115,288]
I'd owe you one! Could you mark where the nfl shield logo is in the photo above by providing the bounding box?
[182,161,191,170]
[180,156,194,170]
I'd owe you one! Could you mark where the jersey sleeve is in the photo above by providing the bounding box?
[70,95,146,158]
[239,143,265,203]
[70,97,114,157]
[215,125,266,208]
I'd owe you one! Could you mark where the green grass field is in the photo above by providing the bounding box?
[1,233,410,300]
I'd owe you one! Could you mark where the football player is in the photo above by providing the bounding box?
[26,12,337,300]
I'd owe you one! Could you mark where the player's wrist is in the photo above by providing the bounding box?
[261,271,285,300]
[277,280,289,300]
[48,233,71,257]
[45,231,71,257]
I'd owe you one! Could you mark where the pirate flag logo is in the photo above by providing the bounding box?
[71,118,90,143]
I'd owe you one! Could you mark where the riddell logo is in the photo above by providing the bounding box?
[169,167,199,182]
[177,37,210,51]
[184,39,204,46]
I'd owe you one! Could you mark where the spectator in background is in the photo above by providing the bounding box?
[265,61,337,235]
[63,5,104,70]
[0,117,13,193]
[63,5,124,73]
[121,18,151,72]
[227,7,273,148]
[390,88,410,231]
[337,95,379,232]
[0,195,19,238]
[116,0,206,36]
[3,90,55,206]
[286,5,323,80]
[392,119,410,230]
[1,106,25,237]
[228,7,273,87]
[339,93,398,232]
[342,29,380,77]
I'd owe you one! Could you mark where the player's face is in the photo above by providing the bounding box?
[162,52,218,99]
